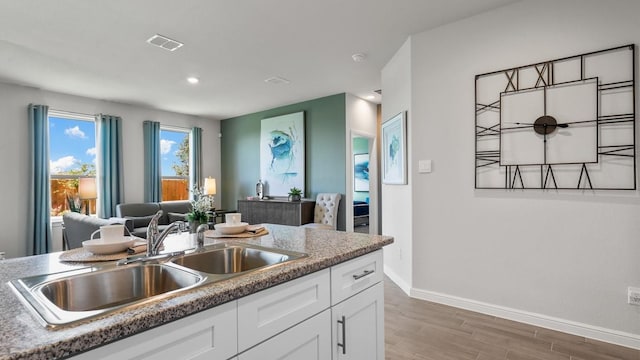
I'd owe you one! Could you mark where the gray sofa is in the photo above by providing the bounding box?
[116,200,192,238]
[62,212,129,249]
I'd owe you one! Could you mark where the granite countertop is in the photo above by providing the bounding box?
[0,224,393,360]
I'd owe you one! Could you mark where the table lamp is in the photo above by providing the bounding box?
[203,177,217,223]
[204,177,217,196]
[78,177,97,216]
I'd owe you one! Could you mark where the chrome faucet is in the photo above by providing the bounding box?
[147,210,186,256]
[195,223,209,250]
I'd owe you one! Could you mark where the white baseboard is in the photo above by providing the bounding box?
[409,287,640,350]
[383,265,411,295]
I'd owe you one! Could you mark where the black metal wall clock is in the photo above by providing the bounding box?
[475,44,636,190]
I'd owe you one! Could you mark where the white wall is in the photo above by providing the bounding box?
[0,82,221,258]
[345,94,378,233]
[381,38,413,293]
[382,0,640,346]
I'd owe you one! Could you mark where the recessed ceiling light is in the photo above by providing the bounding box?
[366,95,375,100]
[187,77,199,84]
[352,53,366,62]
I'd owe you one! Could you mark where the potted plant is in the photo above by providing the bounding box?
[288,187,302,202]
[186,186,214,232]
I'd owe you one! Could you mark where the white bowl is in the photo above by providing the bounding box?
[82,237,135,255]
[215,222,249,235]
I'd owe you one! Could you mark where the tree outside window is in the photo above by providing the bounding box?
[49,114,96,216]
[160,129,189,201]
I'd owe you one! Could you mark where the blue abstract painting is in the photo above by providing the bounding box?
[260,112,305,196]
[382,112,406,184]
[354,153,369,192]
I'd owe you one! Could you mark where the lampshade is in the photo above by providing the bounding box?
[78,177,97,200]
[204,177,217,195]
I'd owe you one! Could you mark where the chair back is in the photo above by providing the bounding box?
[313,193,341,229]
[62,212,126,249]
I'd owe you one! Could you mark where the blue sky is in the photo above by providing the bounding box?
[49,117,187,176]
[159,129,189,176]
[49,117,96,174]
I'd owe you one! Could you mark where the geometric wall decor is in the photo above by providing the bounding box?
[475,44,635,190]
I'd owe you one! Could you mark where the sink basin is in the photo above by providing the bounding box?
[10,263,204,327]
[171,245,304,274]
[11,244,307,327]
[38,264,202,311]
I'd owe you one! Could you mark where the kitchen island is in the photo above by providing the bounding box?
[0,224,393,360]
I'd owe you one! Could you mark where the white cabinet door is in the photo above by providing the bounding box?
[332,282,384,360]
[71,301,238,360]
[237,268,330,352]
[239,309,331,360]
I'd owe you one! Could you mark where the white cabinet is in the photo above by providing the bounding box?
[238,309,331,360]
[237,268,330,352]
[331,282,384,360]
[71,250,384,360]
[72,301,237,360]
[330,250,384,360]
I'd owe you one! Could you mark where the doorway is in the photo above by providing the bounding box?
[349,132,378,234]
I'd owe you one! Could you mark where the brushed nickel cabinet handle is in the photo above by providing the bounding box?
[337,315,346,354]
[352,269,374,280]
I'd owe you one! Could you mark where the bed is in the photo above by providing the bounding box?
[353,201,369,227]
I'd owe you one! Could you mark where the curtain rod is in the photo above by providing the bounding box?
[50,110,201,132]
[49,109,97,120]
[161,124,198,132]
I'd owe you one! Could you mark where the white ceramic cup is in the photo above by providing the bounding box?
[100,224,125,242]
[225,213,242,225]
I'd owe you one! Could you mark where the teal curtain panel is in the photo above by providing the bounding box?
[28,104,52,255]
[143,120,162,202]
[189,126,202,198]
[97,114,123,218]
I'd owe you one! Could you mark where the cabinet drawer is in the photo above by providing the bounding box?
[72,301,238,360]
[239,309,331,360]
[330,250,383,305]
[237,268,331,352]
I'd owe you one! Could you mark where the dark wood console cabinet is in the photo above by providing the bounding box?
[237,199,315,226]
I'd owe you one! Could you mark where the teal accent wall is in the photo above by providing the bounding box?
[221,93,347,230]
[353,136,370,203]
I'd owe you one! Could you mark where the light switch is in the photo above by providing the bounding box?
[418,160,432,173]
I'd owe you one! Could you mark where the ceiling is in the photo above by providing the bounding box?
[0,0,518,120]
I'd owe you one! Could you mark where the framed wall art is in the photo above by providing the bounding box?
[475,44,636,190]
[260,112,305,196]
[382,112,407,185]
[354,153,370,191]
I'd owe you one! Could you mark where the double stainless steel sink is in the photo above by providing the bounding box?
[10,243,307,327]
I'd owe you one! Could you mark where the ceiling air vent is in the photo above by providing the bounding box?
[374,89,382,95]
[146,34,184,52]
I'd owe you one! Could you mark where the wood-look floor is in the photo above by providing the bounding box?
[384,278,640,360]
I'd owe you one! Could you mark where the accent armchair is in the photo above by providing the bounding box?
[302,193,341,230]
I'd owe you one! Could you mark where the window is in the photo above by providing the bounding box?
[48,111,96,217]
[160,128,189,201]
